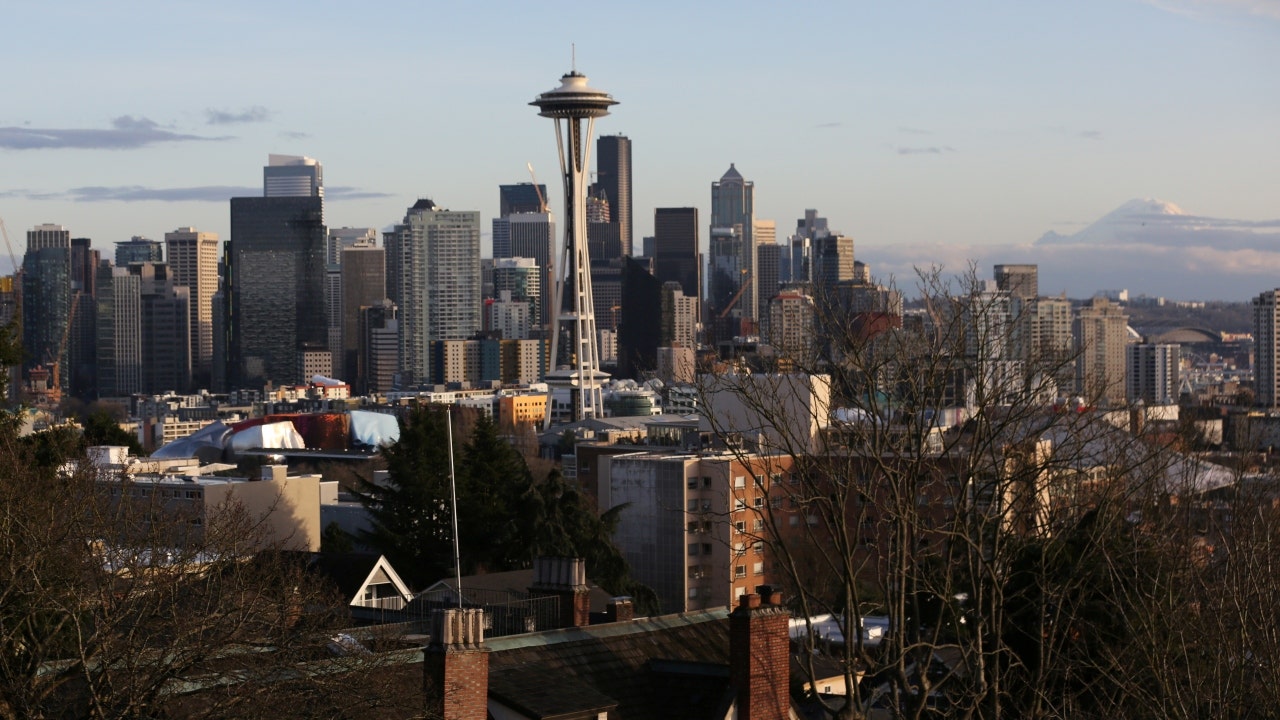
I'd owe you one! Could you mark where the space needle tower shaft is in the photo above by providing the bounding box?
[531,68,617,423]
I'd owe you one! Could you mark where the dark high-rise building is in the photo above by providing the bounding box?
[340,242,386,385]
[756,242,781,338]
[227,195,327,388]
[499,183,548,218]
[22,245,71,381]
[68,237,99,399]
[495,213,556,330]
[617,257,663,379]
[653,207,699,304]
[115,236,164,266]
[132,263,191,394]
[596,134,632,256]
[359,300,399,395]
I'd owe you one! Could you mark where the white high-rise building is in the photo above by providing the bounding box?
[164,227,219,384]
[263,154,323,198]
[384,199,480,385]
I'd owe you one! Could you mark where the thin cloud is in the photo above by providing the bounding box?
[327,186,396,200]
[1078,130,1103,140]
[206,106,271,125]
[1141,0,1280,19]
[813,122,842,129]
[898,126,932,135]
[896,146,955,155]
[68,185,256,202]
[279,130,310,139]
[0,116,229,150]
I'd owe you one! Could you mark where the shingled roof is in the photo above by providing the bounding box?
[484,610,734,720]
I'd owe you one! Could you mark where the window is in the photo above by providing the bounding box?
[789,516,800,527]
[689,587,699,598]
[753,519,765,532]
[703,477,713,488]
[754,496,764,508]
[753,541,764,553]
[771,497,782,509]
[701,543,713,555]
[688,543,699,556]
[754,474,765,488]
[753,562,764,575]
[734,476,745,489]
[735,565,746,578]
[687,478,697,489]
[735,499,747,511]
[687,499,698,512]
[734,521,745,534]
[687,521,699,533]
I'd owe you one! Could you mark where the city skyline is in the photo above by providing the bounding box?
[2,1,1277,301]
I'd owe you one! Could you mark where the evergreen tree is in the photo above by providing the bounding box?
[355,405,458,588]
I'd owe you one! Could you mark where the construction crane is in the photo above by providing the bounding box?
[526,163,549,214]
[0,217,17,278]
[717,269,753,320]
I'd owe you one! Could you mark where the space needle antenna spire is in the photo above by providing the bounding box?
[531,65,617,425]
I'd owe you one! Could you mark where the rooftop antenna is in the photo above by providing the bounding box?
[446,406,462,609]
[571,43,576,73]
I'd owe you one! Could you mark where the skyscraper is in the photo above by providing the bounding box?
[165,227,219,386]
[68,237,99,399]
[531,68,617,422]
[227,195,327,388]
[711,165,758,324]
[264,154,323,198]
[340,241,386,384]
[22,226,71,386]
[115,236,163,266]
[384,199,480,386]
[327,227,377,266]
[499,183,548,218]
[596,134,632,256]
[654,207,700,301]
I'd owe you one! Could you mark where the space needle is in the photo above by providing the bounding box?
[531,66,617,423]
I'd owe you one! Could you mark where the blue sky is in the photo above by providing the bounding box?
[2,0,1277,299]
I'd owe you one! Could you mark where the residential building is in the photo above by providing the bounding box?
[384,199,481,385]
[1075,296,1130,406]
[1255,289,1280,407]
[994,264,1038,300]
[1127,343,1180,405]
[96,264,142,397]
[494,213,555,329]
[599,450,796,613]
[359,300,399,394]
[491,257,542,328]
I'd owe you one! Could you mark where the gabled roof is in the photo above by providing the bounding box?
[308,552,413,605]
[720,163,743,182]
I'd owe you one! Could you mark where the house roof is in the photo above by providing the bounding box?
[415,567,616,613]
[485,610,735,720]
[307,552,412,605]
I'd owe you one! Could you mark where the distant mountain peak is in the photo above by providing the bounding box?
[1036,198,1189,246]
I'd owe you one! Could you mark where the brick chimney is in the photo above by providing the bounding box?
[730,585,791,720]
[528,557,591,629]
[424,608,489,720]
[607,596,635,623]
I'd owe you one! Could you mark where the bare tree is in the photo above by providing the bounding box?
[697,267,1230,719]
